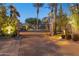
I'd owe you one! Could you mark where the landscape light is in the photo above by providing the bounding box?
[5,26,14,34]
[1,25,16,35]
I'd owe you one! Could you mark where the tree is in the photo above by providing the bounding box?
[42,17,49,30]
[25,18,41,30]
[70,3,79,14]
[0,4,7,20]
[57,4,71,39]
[9,5,20,19]
[58,4,63,32]
[0,4,7,21]
[48,3,58,35]
[0,4,21,37]
[1,4,20,36]
[10,5,20,37]
[69,13,79,35]
[69,4,79,40]
[0,4,7,35]
[33,3,44,30]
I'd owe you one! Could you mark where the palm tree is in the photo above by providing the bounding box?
[9,4,20,37]
[48,3,57,35]
[59,4,63,32]
[9,5,20,19]
[48,3,55,12]
[53,3,57,35]
[33,3,44,30]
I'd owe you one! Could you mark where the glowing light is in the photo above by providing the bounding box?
[1,25,15,35]
[49,35,62,41]
[63,30,66,35]
[5,26,14,34]
[56,40,70,46]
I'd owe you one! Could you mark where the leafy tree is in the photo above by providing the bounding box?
[25,18,41,30]
[69,13,79,34]
[42,17,49,30]
[0,4,7,35]
[0,4,7,19]
[70,4,79,14]
[25,18,41,25]
[69,4,79,40]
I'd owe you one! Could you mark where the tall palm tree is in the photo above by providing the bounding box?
[9,5,20,19]
[48,3,57,35]
[9,4,20,37]
[33,3,44,30]
[53,3,57,35]
[48,3,55,12]
[59,3,63,32]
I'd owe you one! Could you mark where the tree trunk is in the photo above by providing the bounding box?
[36,7,39,31]
[53,4,57,35]
[49,14,54,36]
